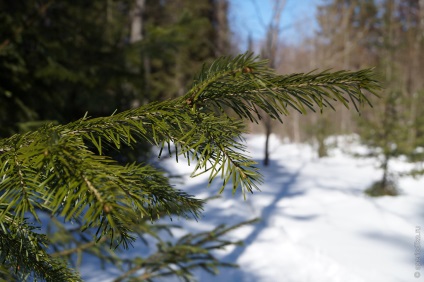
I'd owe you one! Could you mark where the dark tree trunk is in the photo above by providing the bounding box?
[263,116,272,166]
[381,153,390,192]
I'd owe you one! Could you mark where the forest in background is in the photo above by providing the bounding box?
[1,0,423,199]
[2,0,423,158]
[0,0,231,136]
[267,0,424,148]
[0,0,423,280]
[245,0,424,194]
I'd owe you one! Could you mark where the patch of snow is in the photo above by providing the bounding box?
[82,134,424,282]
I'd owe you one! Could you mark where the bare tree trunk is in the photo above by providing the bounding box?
[260,0,286,166]
[340,3,355,134]
[129,0,150,105]
[130,0,145,43]
[263,116,272,166]
[381,153,390,192]
[212,0,230,56]
[406,0,424,149]
[420,0,424,38]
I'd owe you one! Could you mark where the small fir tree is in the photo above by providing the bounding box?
[358,89,405,196]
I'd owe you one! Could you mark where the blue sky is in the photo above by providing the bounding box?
[228,0,321,50]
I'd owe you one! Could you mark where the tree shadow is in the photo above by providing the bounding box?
[193,158,311,281]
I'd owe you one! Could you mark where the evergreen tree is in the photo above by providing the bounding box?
[0,0,231,165]
[0,0,230,137]
[355,0,424,195]
[0,53,379,281]
[316,0,424,195]
[143,0,231,101]
[0,0,142,135]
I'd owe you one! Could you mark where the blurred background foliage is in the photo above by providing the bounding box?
[244,0,424,195]
[0,0,231,137]
[0,0,232,163]
[2,0,423,151]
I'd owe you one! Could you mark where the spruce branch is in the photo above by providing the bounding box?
[178,54,379,194]
[0,214,82,281]
[181,55,379,122]
[112,218,259,282]
[1,125,204,248]
[0,52,379,227]
[0,52,379,280]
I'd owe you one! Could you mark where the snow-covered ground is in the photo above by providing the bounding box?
[83,134,424,282]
